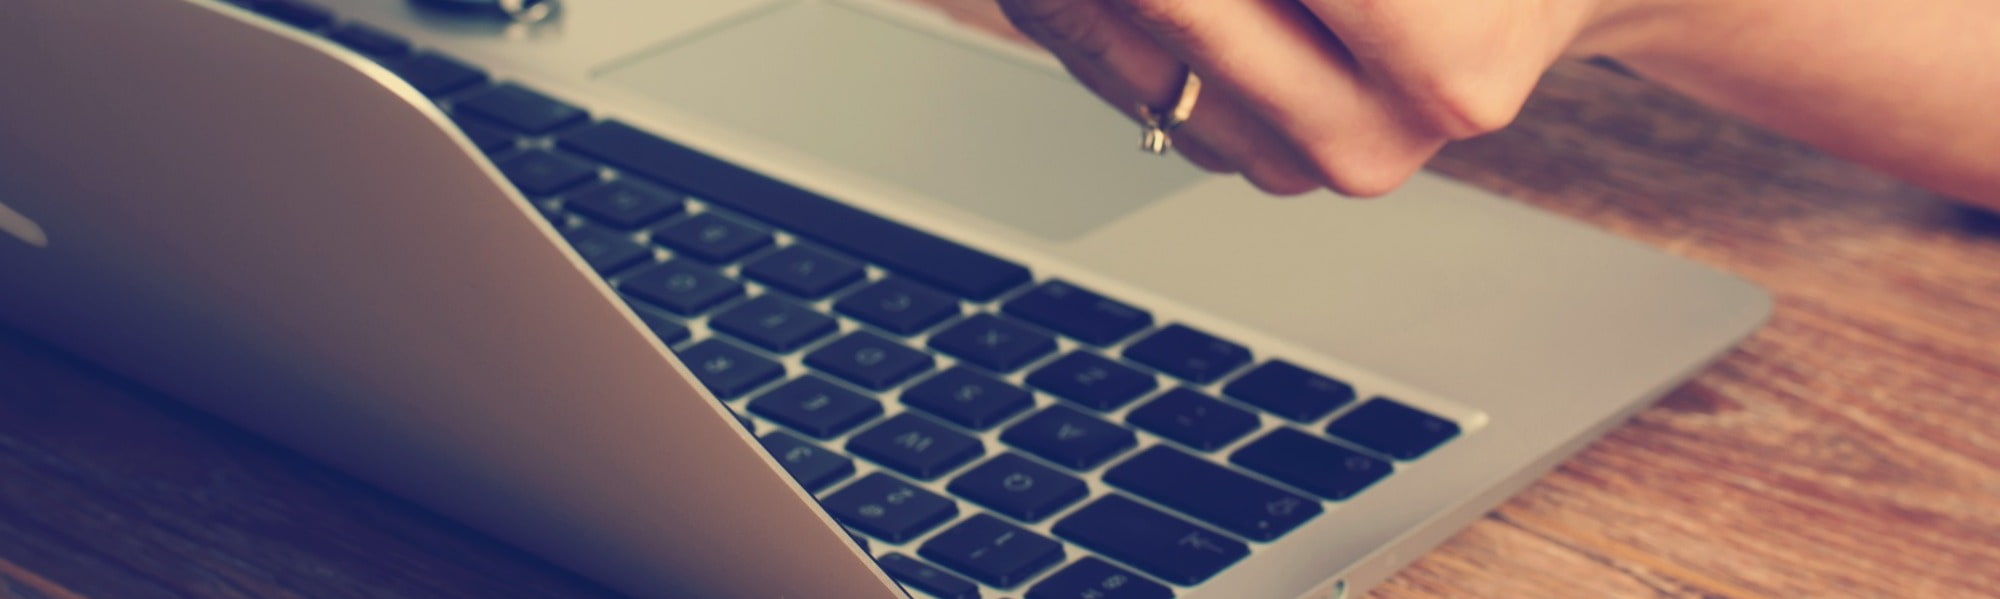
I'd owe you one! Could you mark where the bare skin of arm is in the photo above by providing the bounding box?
[1602,1,2000,210]
[910,0,1999,210]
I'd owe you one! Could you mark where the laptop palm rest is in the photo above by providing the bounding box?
[595,2,1202,242]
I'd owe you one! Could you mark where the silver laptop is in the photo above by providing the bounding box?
[0,0,1771,597]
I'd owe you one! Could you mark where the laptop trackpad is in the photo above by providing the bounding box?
[593,2,1202,242]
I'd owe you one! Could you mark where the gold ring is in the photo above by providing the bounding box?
[1137,68,1202,155]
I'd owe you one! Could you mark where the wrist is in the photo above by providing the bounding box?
[1565,0,1721,62]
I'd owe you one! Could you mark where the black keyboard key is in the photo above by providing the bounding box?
[710,295,838,353]
[1325,398,1459,460]
[620,260,743,316]
[1125,388,1258,451]
[560,121,1030,300]
[563,180,684,230]
[1123,325,1251,385]
[328,23,412,60]
[653,212,773,264]
[1002,280,1152,346]
[560,226,650,275]
[805,332,934,390]
[847,413,983,479]
[821,472,957,543]
[387,53,485,96]
[1052,495,1247,586]
[253,0,333,30]
[496,149,598,196]
[451,115,519,154]
[673,338,784,399]
[630,306,690,346]
[1026,352,1156,411]
[1231,428,1392,500]
[901,367,1034,430]
[921,514,1064,589]
[747,376,882,439]
[836,278,960,335]
[759,431,855,492]
[928,314,1058,373]
[1027,557,1172,599]
[1106,446,1319,541]
[1223,361,1356,423]
[741,245,867,299]
[948,453,1087,522]
[1001,404,1136,471]
[877,554,979,599]
[455,83,589,135]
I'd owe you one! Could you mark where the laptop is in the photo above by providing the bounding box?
[0,0,1772,597]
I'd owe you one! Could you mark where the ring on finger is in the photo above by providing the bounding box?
[1137,68,1202,154]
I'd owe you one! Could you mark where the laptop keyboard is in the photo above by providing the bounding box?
[240,2,1468,596]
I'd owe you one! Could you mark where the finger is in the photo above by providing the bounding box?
[1103,0,1449,196]
[1000,0,1252,179]
[998,0,1322,193]
[1299,0,1564,139]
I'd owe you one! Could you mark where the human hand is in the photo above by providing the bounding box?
[996,0,1650,196]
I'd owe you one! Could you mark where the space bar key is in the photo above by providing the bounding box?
[558,121,1032,301]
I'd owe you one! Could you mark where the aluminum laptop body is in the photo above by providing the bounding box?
[0,0,1771,597]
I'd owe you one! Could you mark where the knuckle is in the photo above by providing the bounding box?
[1000,0,1106,51]
[1298,146,1417,198]
[1406,72,1521,139]
[1110,0,1199,40]
[1242,163,1321,196]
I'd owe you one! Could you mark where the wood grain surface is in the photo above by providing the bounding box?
[4,10,1999,599]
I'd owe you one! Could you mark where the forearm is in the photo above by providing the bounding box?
[1582,1,2000,210]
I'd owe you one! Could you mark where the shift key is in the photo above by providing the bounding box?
[1052,494,1247,585]
[1105,445,1320,541]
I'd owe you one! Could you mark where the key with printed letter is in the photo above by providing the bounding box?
[821,472,958,543]
[901,366,1035,430]
[671,339,783,399]
[710,295,838,353]
[1124,324,1251,384]
[848,412,983,479]
[497,149,598,197]
[747,376,882,439]
[1232,428,1393,500]
[1002,404,1137,471]
[928,314,1058,373]
[560,225,650,275]
[921,514,1065,588]
[1125,387,1259,451]
[1224,360,1356,423]
[619,260,743,316]
[948,453,1088,522]
[563,179,684,230]
[876,554,980,599]
[654,212,772,264]
[1324,397,1459,460]
[758,431,854,492]
[741,245,865,299]
[1002,279,1153,346]
[1027,352,1157,411]
[806,332,935,390]
[835,278,960,335]
[1027,557,1172,599]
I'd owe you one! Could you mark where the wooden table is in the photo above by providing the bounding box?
[4,53,1999,599]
